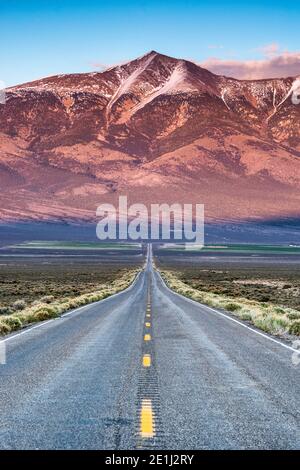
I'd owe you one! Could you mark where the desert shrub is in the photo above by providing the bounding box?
[193,293,204,302]
[287,312,300,320]
[99,292,111,300]
[5,316,22,331]
[272,317,289,331]
[161,269,300,337]
[249,314,288,334]
[0,321,11,334]
[274,307,285,314]
[0,268,139,335]
[39,295,55,304]
[288,321,300,335]
[253,317,273,333]
[257,295,270,302]
[224,302,241,312]
[32,307,59,322]
[259,309,268,317]
[0,306,13,315]
[12,299,27,311]
[238,311,253,321]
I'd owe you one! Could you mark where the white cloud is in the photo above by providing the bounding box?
[201,50,300,79]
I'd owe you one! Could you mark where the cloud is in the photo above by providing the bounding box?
[90,57,131,72]
[207,45,224,50]
[201,51,300,80]
[256,42,280,57]
[90,62,109,71]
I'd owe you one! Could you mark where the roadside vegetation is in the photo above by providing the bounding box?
[0,262,140,335]
[159,269,300,337]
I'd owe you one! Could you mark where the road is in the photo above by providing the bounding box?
[0,245,299,449]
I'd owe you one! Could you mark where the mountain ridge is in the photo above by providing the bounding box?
[0,50,300,222]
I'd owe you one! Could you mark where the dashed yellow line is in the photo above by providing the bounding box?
[146,313,151,318]
[142,354,151,367]
[144,334,151,341]
[145,322,151,327]
[140,399,155,438]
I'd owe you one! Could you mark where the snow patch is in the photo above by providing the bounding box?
[267,77,300,122]
[272,88,277,108]
[277,78,299,108]
[107,53,157,112]
[221,89,231,110]
[128,64,187,115]
[291,77,300,105]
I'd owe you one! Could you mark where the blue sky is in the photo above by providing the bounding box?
[0,0,299,86]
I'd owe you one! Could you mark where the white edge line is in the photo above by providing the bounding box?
[156,270,299,355]
[0,269,144,345]
[0,319,55,344]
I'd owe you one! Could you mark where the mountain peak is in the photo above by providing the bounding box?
[145,50,159,56]
[1,50,300,222]
[136,50,178,63]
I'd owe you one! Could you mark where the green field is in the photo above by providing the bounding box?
[9,241,142,250]
[159,243,300,254]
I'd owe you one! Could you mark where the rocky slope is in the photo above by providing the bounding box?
[0,51,299,222]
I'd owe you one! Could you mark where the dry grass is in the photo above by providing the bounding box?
[160,270,300,337]
[0,268,139,336]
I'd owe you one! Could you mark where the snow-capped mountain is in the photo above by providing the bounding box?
[0,51,299,222]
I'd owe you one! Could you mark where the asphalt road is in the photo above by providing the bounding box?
[0,245,299,449]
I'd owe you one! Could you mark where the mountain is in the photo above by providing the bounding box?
[0,50,300,222]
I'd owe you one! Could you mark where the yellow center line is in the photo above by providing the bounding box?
[146,313,151,318]
[142,354,151,367]
[144,334,151,341]
[140,399,155,438]
[145,322,151,327]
